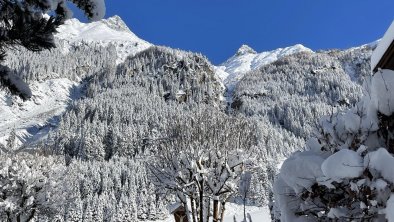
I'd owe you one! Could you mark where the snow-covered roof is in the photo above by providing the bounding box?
[169,202,183,214]
[176,89,186,95]
[371,21,394,73]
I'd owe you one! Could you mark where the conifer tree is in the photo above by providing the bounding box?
[5,128,16,151]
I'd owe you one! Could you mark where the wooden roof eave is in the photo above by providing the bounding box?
[373,39,394,73]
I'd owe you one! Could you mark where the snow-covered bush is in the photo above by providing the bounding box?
[273,69,394,221]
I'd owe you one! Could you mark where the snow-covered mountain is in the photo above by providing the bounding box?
[56,15,152,64]
[0,15,372,150]
[215,44,313,98]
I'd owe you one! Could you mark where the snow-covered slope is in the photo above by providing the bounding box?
[0,79,80,147]
[0,16,153,148]
[56,15,152,64]
[216,44,313,99]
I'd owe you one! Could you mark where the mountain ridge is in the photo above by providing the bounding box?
[0,15,375,148]
[216,44,313,103]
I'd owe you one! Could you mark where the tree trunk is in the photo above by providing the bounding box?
[206,198,210,222]
[191,197,197,222]
[213,199,219,222]
[199,181,204,222]
[219,201,226,222]
[243,196,246,222]
[197,198,201,222]
[179,192,192,222]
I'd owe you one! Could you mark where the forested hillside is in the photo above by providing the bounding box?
[232,45,373,140]
[51,46,225,161]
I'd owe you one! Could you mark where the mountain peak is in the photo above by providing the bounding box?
[288,44,312,52]
[56,15,146,43]
[102,15,131,33]
[55,15,152,64]
[236,44,257,56]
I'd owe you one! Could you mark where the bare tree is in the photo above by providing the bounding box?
[148,109,257,222]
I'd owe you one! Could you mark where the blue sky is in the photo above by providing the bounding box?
[74,0,394,64]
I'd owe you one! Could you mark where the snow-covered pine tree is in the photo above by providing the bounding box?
[82,199,94,222]
[0,153,68,221]
[5,128,17,152]
[65,198,83,222]
[0,0,105,99]
[91,194,104,221]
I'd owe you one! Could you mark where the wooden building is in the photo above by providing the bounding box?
[372,21,394,73]
[373,40,394,73]
[170,203,189,222]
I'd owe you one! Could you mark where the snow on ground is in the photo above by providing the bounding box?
[223,203,271,222]
[155,203,272,222]
[56,15,152,64]
[216,44,313,102]
[0,78,80,147]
